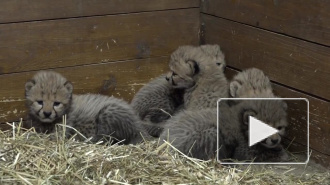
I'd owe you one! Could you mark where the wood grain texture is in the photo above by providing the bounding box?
[0,0,199,23]
[0,56,170,123]
[273,85,330,155]
[201,0,330,46]
[283,139,330,167]
[225,68,330,160]
[312,149,330,168]
[0,9,199,74]
[202,14,330,100]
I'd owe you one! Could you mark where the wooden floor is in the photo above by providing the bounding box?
[0,0,329,167]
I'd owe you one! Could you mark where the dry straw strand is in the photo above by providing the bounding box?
[0,118,329,184]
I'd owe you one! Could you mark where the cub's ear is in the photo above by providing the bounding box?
[187,60,199,75]
[25,80,35,92]
[242,110,256,125]
[229,81,241,97]
[200,44,220,51]
[64,81,73,93]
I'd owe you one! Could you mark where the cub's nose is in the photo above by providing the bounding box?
[43,112,51,118]
[271,139,279,144]
[165,76,170,81]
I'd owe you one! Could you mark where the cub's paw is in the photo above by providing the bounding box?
[279,149,290,162]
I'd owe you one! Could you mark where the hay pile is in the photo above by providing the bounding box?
[0,120,329,185]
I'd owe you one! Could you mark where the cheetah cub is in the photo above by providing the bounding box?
[159,109,218,160]
[225,98,289,162]
[25,71,149,144]
[227,68,289,161]
[230,68,273,98]
[160,97,289,162]
[166,44,229,110]
[160,68,289,161]
[132,44,227,137]
[131,74,184,137]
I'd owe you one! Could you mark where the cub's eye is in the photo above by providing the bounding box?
[53,102,61,106]
[216,63,221,66]
[172,72,177,76]
[37,101,43,105]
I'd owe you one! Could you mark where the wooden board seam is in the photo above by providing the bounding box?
[200,12,330,49]
[226,66,330,102]
[0,8,200,74]
[0,7,200,25]
[284,137,330,158]
[0,54,170,76]
[202,14,330,99]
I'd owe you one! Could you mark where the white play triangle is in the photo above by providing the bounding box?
[249,116,279,147]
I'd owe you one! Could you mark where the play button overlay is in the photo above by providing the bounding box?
[217,98,310,165]
[249,116,279,147]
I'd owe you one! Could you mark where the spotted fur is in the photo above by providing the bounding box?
[166,44,229,110]
[25,71,149,144]
[159,98,289,162]
[230,68,273,98]
[227,68,289,161]
[131,74,184,137]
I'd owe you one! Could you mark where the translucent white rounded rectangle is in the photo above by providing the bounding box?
[217,98,310,165]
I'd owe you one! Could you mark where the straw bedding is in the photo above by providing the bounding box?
[0,119,329,185]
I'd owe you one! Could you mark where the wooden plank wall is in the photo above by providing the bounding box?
[0,0,200,124]
[1,0,329,168]
[201,0,330,166]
